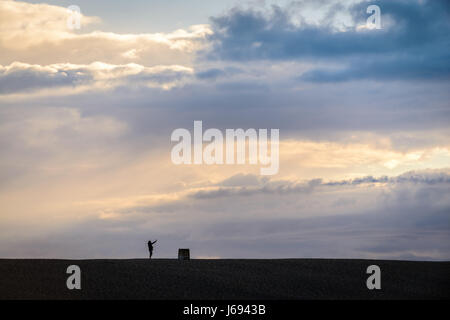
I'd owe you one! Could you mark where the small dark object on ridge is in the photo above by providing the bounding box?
[178,248,190,260]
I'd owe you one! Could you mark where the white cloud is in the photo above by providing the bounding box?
[0,0,212,66]
[0,61,194,95]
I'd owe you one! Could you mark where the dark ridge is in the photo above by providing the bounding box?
[0,259,448,299]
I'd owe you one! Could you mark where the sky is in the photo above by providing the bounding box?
[0,0,449,260]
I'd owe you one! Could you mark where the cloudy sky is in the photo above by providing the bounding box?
[0,0,449,260]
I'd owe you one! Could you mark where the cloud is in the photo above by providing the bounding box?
[300,53,450,82]
[1,169,448,259]
[217,173,268,187]
[206,0,450,81]
[190,169,450,199]
[0,0,211,66]
[0,61,194,94]
[196,68,227,79]
[195,66,243,80]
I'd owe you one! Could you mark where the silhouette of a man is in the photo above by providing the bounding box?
[148,240,157,259]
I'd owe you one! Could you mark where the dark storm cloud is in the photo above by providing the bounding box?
[207,0,450,81]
